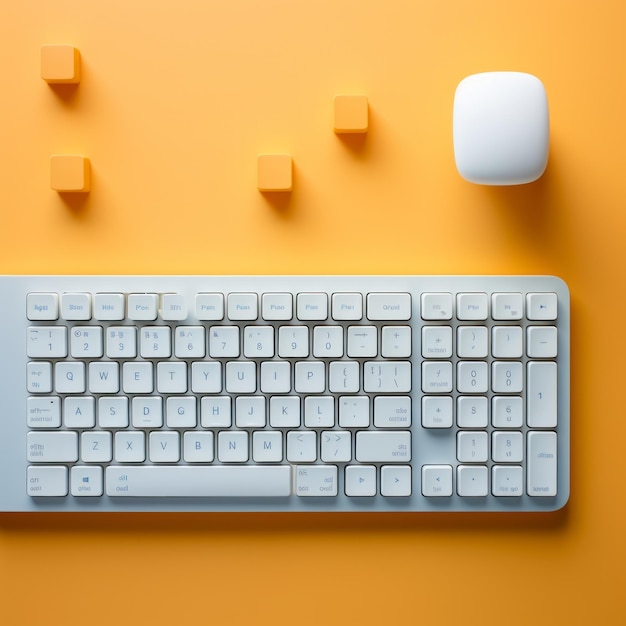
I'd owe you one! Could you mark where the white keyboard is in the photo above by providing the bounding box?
[0,275,570,512]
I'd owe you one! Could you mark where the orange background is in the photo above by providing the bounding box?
[1,1,624,624]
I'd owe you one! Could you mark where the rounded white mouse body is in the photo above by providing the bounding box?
[453,72,549,185]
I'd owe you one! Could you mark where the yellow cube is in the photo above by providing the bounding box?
[41,45,81,84]
[257,155,292,192]
[50,155,91,192]
[333,95,368,134]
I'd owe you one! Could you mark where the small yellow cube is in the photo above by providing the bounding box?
[41,45,81,84]
[257,155,292,192]
[50,155,91,192]
[333,95,368,134]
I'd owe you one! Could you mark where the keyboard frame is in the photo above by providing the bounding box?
[0,275,570,512]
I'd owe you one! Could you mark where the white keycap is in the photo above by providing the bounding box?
[527,431,557,496]
[191,362,222,393]
[345,465,376,497]
[527,292,557,320]
[367,293,411,320]
[492,326,523,358]
[355,431,411,463]
[262,293,293,320]
[174,326,206,358]
[218,431,248,462]
[295,361,326,393]
[149,431,180,463]
[71,465,103,496]
[492,293,523,320]
[457,465,488,497]
[381,325,411,358]
[457,431,488,463]
[331,293,362,320]
[269,396,300,428]
[28,396,61,428]
[244,325,274,358]
[381,465,412,496]
[200,397,231,428]
[297,293,328,320]
[195,293,224,320]
[364,361,411,393]
[236,396,266,428]
[106,327,137,358]
[329,361,359,393]
[54,361,86,393]
[420,293,453,320]
[27,361,52,393]
[183,432,215,463]
[421,361,453,393]
[209,326,240,358]
[88,362,119,394]
[278,326,309,358]
[27,326,67,358]
[161,293,188,321]
[260,361,291,393]
[122,362,153,393]
[457,396,488,428]
[27,466,68,497]
[492,396,523,428]
[338,395,369,428]
[131,396,163,428]
[347,325,377,358]
[491,361,523,393]
[166,396,197,428]
[64,396,95,428]
[80,431,112,463]
[140,326,171,358]
[61,293,91,320]
[127,293,158,321]
[321,431,351,462]
[157,361,187,393]
[106,466,291,497]
[374,396,411,428]
[421,465,453,497]
[422,396,453,428]
[422,326,452,358]
[492,431,523,463]
[527,326,557,358]
[527,362,557,428]
[287,431,317,462]
[27,293,59,320]
[253,431,283,462]
[304,396,334,428]
[457,361,489,393]
[456,293,488,320]
[228,292,257,320]
[98,397,129,429]
[70,326,103,358]
[114,431,146,463]
[93,293,125,320]
[225,361,256,393]
[313,325,344,358]
[295,465,337,497]
[456,326,489,358]
[492,465,523,496]
[27,431,79,463]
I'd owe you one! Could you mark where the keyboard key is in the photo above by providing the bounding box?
[420,293,453,320]
[355,431,411,463]
[364,361,411,393]
[160,293,188,321]
[127,293,158,321]
[492,293,523,320]
[381,465,412,496]
[27,466,68,497]
[228,293,258,320]
[345,465,376,497]
[457,465,488,497]
[93,293,125,320]
[106,466,291,497]
[297,293,328,320]
[295,465,337,496]
[195,293,224,320]
[27,326,67,358]
[347,325,377,358]
[27,396,61,428]
[70,465,103,497]
[367,293,411,320]
[456,293,488,320]
[527,431,557,496]
[492,465,523,496]
[27,431,78,463]
[527,292,557,320]
[527,362,557,428]
[381,325,411,358]
[421,465,453,497]
[61,293,91,320]
[262,293,292,320]
[331,293,362,320]
[27,293,59,320]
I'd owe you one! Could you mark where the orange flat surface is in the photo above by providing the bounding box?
[1,1,625,624]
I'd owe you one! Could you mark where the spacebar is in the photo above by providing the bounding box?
[106,466,292,497]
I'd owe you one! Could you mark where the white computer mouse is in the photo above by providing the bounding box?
[453,72,549,185]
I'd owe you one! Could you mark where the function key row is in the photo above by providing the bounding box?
[27,292,411,323]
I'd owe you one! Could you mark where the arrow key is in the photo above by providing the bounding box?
[381,465,411,497]
[345,465,376,496]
